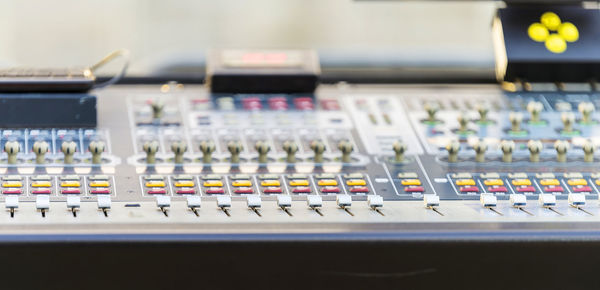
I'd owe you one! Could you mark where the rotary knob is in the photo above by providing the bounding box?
[227,140,243,164]
[89,140,106,165]
[578,102,595,124]
[142,140,159,164]
[509,112,523,132]
[310,140,326,163]
[170,140,187,164]
[445,139,460,163]
[61,141,77,164]
[255,140,271,164]
[457,112,470,132]
[199,140,216,164]
[282,140,298,163]
[527,140,543,162]
[4,141,19,165]
[392,140,407,163]
[476,103,489,123]
[32,141,49,165]
[473,139,487,163]
[338,140,354,163]
[526,101,544,123]
[583,139,595,162]
[500,140,515,163]
[149,99,165,119]
[561,112,575,133]
[424,101,440,123]
[554,140,569,163]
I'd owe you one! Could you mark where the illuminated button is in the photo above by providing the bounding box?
[263,187,283,194]
[321,186,341,193]
[145,181,165,188]
[350,186,369,193]
[512,179,531,186]
[2,189,21,194]
[258,174,279,180]
[2,182,22,188]
[483,179,503,186]
[292,187,311,194]
[456,179,475,186]
[173,175,194,181]
[544,186,564,193]
[488,186,508,193]
[573,186,592,193]
[346,179,366,186]
[174,181,195,187]
[203,181,223,187]
[31,175,52,181]
[61,189,81,194]
[459,186,479,193]
[567,179,588,186]
[205,188,225,194]
[398,172,418,179]
[176,189,196,194]
[202,174,222,180]
[2,175,22,181]
[540,179,559,186]
[147,189,167,194]
[404,186,424,192]
[401,179,422,186]
[31,181,51,188]
[90,181,110,187]
[289,180,309,186]
[261,180,280,187]
[89,175,109,181]
[232,180,252,187]
[318,179,338,186]
[32,189,51,194]
[516,186,536,193]
[234,187,254,194]
[315,173,336,179]
[143,175,164,181]
[60,181,81,187]
[344,173,365,179]
[60,175,80,181]
[90,189,111,194]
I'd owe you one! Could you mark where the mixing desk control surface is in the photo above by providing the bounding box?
[3,84,600,238]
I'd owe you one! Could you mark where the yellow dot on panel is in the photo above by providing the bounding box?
[528,23,549,42]
[558,22,579,42]
[541,12,561,30]
[545,34,567,53]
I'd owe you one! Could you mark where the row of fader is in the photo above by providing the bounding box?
[2,140,106,165]
[4,195,111,218]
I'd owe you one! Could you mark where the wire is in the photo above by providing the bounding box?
[90,49,130,89]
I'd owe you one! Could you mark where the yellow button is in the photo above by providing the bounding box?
[483,179,503,186]
[401,179,421,186]
[261,180,280,187]
[90,181,110,187]
[596,179,600,186]
[145,181,165,187]
[289,180,309,186]
[346,179,366,186]
[2,182,22,188]
[456,179,475,186]
[204,180,223,187]
[540,179,559,186]
[318,179,338,186]
[232,180,252,187]
[31,181,51,188]
[175,181,195,187]
[60,181,81,187]
[568,179,587,186]
[512,179,531,186]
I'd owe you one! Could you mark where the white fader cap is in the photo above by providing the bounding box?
[217,195,232,208]
[538,193,557,207]
[336,195,352,208]
[277,195,292,208]
[367,195,383,209]
[480,193,497,207]
[423,194,440,207]
[509,194,527,207]
[306,195,322,208]
[568,193,586,207]
[246,195,262,208]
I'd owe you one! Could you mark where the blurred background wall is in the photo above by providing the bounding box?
[0,0,498,75]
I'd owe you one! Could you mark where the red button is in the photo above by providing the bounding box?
[32,189,52,194]
[268,97,288,110]
[147,189,166,194]
[294,97,314,110]
[488,186,508,193]
[61,189,81,194]
[234,188,254,194]
[205,188,225,194]
[516,186,536,193]
[573,186,593,193]
[320,99,340,110]
[350,186,369,193]
[459,186,479,192]
[242,97,262,110]
[544,186,564,193]
[91,189,111,194]
[263,187,283,194]
[321,186,341,193]
[176,189,196,194]
[2,189,21,194]
[404,186,425,192]
[292,187,311,194]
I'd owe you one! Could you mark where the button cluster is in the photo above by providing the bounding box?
[1,175,114,196]
[397,172,425,194]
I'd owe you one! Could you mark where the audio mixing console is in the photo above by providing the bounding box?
[0,83,599,238]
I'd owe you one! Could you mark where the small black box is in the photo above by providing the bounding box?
[0,94,96,128]
[206,49,320,94]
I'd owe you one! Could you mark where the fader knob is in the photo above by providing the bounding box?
[142,140,159,164]
[445,139,460,163]
[526,101,544,123]
[282,140,298,163]
[509,112,523,132]
[473,139,487,163]
[476,103,489,123]
[424,101,440,123]
[4,141,19,165]
[255,140,271,164]
[61,141,77,164]
[527,140,543,162]
[170,140,187,164]
[561,112,575,132]
[554,140,569,163]
[392,140,407,162]
[89,140,106,164]
[227,140,243,164]
[583,140,595,162]
[457,112,470,132]
[150,99,165,119]
[500,140,515,163]
[199,140,216,164]
[310,140,326,163]
[578,102,595,124]
[32,141,49,165]
[338,140,354,163]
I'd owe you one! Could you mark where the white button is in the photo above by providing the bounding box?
[186,196,201,208]
[97,195,111,209]
[36,195,50,210]
[246,195,261,208]
[568,193,585,206]
[156,195,171,208]
[66,196,81,209]
[336,195,352,208]
[538,193,556,207]
[217,195,231,208]
[509,194,527,207]
[480,193,497,207]
[367,195,383,208]
[277,195,292,208]
[307,195,322,208]
[5,196,18,209]
[423,194,440,207]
